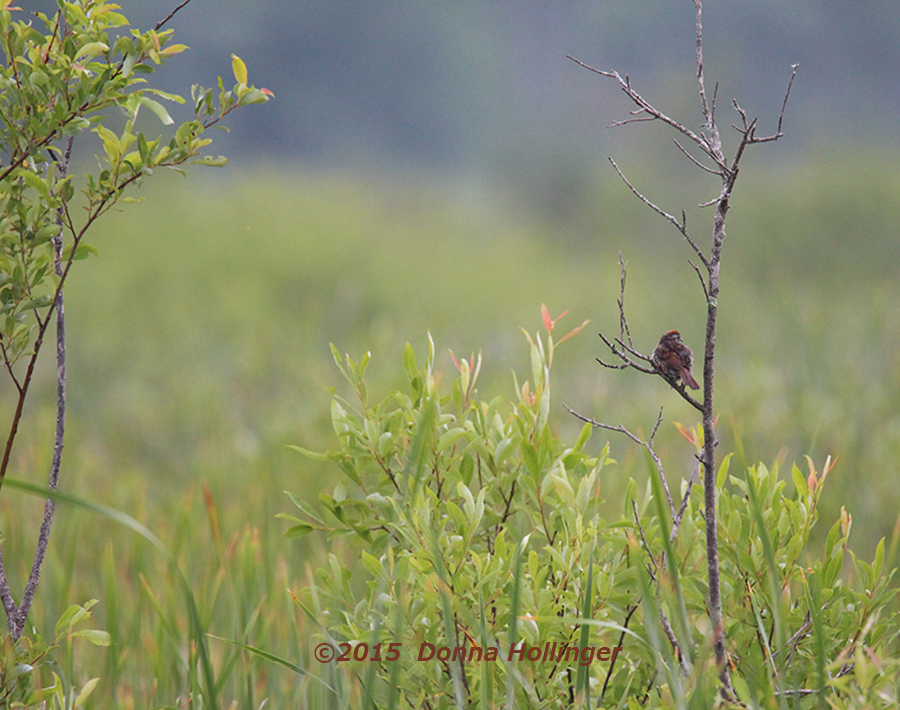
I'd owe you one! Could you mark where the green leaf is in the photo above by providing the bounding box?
[791,463,807,497]
[25,672,62,705]
[146,88,186,103]
[286,444,329,462]
[61,116,91,137]
[64,242,99,261]
[284,524,314,539]
[122,52,138,77]
[55,604,90,636]
[74,677,101,706]
[716,452,733,488]
[76,41,109,60]
[873,536,885,581]
[237,87,271,106]
[436,427,466,453]
[72,629,112,646]
[231,53,248,85]
[192,155,228,167]
[403,342,418,382]
[140,96,174,125]
[20,169,51,199]
[94,124,121,164]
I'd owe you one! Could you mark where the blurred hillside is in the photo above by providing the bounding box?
[19,1,900,176]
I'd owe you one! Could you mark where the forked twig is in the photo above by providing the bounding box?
[670,459,699,543]
[566,405,676,519]
[608,158,709,269]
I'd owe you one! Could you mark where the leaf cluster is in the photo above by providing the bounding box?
[284,319,899,708]
[0,599,109,709]
[0,0,271,370]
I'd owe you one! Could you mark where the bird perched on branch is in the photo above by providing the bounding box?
[651,330,700,390]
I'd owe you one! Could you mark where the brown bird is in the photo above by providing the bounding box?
[651,330,700,390]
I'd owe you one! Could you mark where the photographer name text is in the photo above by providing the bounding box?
[314,641,624,667]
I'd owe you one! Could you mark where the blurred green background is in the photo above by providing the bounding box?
[4,0,900,705]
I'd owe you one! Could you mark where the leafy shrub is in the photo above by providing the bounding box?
[285,314,898,708]
[0,601,109,708]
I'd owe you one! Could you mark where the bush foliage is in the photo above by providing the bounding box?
[287,314,899,708]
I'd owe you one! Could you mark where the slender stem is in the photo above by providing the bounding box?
[11,138,74,638]
[155,0,194,31]
[693,0,732,693]
[571,0,794,697]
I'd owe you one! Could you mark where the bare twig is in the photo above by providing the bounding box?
[608,158,709,268]
[155,0,194,31]
[0,137,72,638]
[688,260,709,303]
[15,137,73,636]
[567,55,716,163]
[617,252,634,348]
[565,405,676,519]
[670,458,699,544]
[775,65,799,136]
[659,607,691,676]
[608,115,657,128]
[596,331,655,374]
[673,138,722,175]
[613,337,653,365]
[632,500,657,578]
[595,355,630,371]
[599,605,638,706]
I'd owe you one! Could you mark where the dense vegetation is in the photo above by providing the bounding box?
[1,150,898,704]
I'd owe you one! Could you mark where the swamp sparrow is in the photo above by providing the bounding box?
[651,330,700,390]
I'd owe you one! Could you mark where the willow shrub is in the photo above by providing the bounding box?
[285,311,898,708]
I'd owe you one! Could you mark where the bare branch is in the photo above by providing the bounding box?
[0,341,21,393]
[670,458,699,543]
[654,366,704,411]
[694,0,710,122]
[659,607,691,676]
[597,331,656,374]
[632,500,657,578]
[567,55,715,160]
[617,252,634,348]
[565,54,616,79]
[710,81,719,125]
[693,0,723,166]
[596,356,630,371]
[599,605,638,707]
[565,404,676,518]
[738,64,800,146]
[571,3,795,699]
[673,139,721,175]
[608,158,709,268]
[155,0,193,31]
[608,116,657,128]
[688,259,709,303]
[614,338,653,365]
[15,137,73,633]
[649,407,664,445]
[0,553,16,634]
[775,64,799,135]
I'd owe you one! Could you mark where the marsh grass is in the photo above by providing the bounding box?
[0,155,898,705]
